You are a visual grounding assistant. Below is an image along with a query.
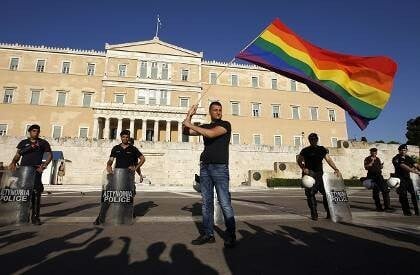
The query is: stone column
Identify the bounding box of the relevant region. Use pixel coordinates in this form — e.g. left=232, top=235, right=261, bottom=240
left=92, top=117, right=99, bottom=139
left=129, top=118, right=135, bottom=138
left=104, top=117, right=110, bottom=139
left=178, top=121, right=183, bottom=142
left=116, top=118, right=122, bottom=138
left=142, top=119, right=147, bottom=141
left=153, top=120, right=159, bottom=142
left=165, top=121, right=171, bottom=142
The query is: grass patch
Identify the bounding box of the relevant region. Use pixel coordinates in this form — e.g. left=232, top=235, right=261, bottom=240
left=267, top=178, right=362, bottom=188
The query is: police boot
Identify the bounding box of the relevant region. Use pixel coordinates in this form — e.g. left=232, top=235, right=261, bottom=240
left=307, top=196, right=318, bottom=220
left=374, top=199, right=384, bottom=212
left=323, top=197, right=331, bottom=219
left=411, top=195, right=419, bottom=216
left=94, top=203, right=109, bottom=225
left=383, top=192, right=394, bottom=211
left=400, top=196, right=412, bottom=216
left=31, top=191, right=42, bottom=225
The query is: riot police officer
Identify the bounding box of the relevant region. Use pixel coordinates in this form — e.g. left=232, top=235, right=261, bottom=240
left=297, top=133, right=341, bottom=220
left=8, top=124, right=52, bottom=225
left=364, top=148, right=393, bottom=211
left=392, top=144, right=420, bottom=216
left=94, top=130, right=145, bottom=225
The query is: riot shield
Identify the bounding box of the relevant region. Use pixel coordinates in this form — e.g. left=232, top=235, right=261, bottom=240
left=100, top=168, right=134, bottom=225
left=410, top=173, right=420, bottom=204
left=323, top=172, right=352, bottom=223
left=0, top=166, right=36, bottom=225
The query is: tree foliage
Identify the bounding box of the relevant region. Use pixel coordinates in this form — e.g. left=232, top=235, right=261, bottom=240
left=406, top=116, right=420, bottom=146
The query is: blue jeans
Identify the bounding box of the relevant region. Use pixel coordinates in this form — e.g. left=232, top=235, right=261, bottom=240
left=200, top=163, right=236, bottom=236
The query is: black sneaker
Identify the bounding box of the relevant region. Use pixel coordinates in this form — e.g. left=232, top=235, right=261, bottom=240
left=403, top=211, right=412, bottom=216
left=93, top=217, right=104, bottom=226
left=375, top=207, right=384, bottom=212
left=310, top=210, right=318, bottom=221
left=224, top=233, right=236, bottom=248
left=384, top=207, right=395, bottom=212
left=31, top=217, right=42, bottom=226
left=191, top=235, right=215, bottom=245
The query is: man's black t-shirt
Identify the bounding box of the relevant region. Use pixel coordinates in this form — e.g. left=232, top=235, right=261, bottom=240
left=110, top=144, right=142, bottom=168
left=392, top=154, right=415, bottom=178
left=199, top=120, right=231, bottom=164
left=364, top=156, right=382, bottom=177
left=299, top=145, right=328, bottom=173
left=17, top=138, right=51, bottom=166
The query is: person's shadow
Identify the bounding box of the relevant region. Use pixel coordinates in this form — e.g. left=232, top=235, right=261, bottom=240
left=181, top=202, right=203, bottom=235
left=134, top=201, right=158, bottom=217
left=0, top=227, right=102, bottom=274
left=170, top=243, right=218, bottom=275
left=128, top=242, right=171, bottom=274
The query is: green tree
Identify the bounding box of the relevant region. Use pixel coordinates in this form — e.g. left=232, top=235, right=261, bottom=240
left=406, top=116, right=420, bottom=146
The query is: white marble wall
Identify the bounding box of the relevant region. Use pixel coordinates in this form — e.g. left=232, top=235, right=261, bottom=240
left=0, top=136, right=418, bottom=186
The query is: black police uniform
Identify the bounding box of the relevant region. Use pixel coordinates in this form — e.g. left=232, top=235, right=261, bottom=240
left=16, top=138, right=51, bottom=223
left=94, top=143, right=143, bottom=224
left=364, top=156, right=391, bottom=211
left=392, top=154, right=419, bottom=215
left=299, top=145, right=331, bottom=219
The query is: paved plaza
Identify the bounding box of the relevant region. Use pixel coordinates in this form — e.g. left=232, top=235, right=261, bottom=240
left=0, top=187, right=419, bottom=274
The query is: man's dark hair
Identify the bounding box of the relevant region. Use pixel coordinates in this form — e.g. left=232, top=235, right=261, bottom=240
left=209, top=101, right=222, bottom=111
left=398, top=144, right=408, bottom=151
left=369, top=148, right=378, bottom=152
left=28, top=124, right=40, bottom=132
left=120, top=130, right=130, bottom=137
left=308, top=133, right=318, bottom=140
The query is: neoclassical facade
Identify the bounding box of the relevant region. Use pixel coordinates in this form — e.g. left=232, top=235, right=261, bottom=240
left=0, top=37, right=347, bottom=146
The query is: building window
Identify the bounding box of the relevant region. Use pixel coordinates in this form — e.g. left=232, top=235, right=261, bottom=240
left=118, top=64, right=127, bottom=77
left=180, top=97, right=189, bottom=108
left=231, top=75, right=238, bottom=86
left=181, top=69, right=189, bottom=81
left=79, top=127, right=88, bottom=138
left=149, top=90, right=156, bottom=105
left=161, top=63, right=168, bottom=80
left=62, top=62, right=70, bottom=74
left=251, top=76, right=259, bottom=88
left=160, top=90, right=168, bottom=105
left=272, top=105, right=280, bottom=118
left=210, top=72, right=217, bottom=84
left=10, top=58, right=19, bottom=71
left=140, top=61, right=147, bottom=78
left=290, top=80, right=297, bottom=91
left=115, top=94, right=124, bottom=104
left=82, top=92, right=93, bottom=107
left=30, top=90, right=41, bottom=105
left=252, top=103, right=261, bottom=117
left=328, top=109, right=336, bottom=122
left=331, top=137, right=338, bottom=147
left=309, top=107, right=318, bottom=121
left=291, top=106, right=300, bottom=120
left=3, top=89, right=14, bottom=104
left=294, top=136, right=303, bottom=147
left=253, top=134, right=261, bottom=145
left=271, top=78, right=278, bottom=90
left=151, top=62, right=158, bottom=79
left=52, top=125, right=62, bottom=139
left=87, top=63, right=95, bottom=76
left=57, top=92, right=67, bottom=107
left=274, top=135, right=282, bottom=146
left=0, top=124, right=7, bottom=136
left=232, top=133, right=240, bottom=145
left=137, top=90, right=146, bottom=105
left=36, top=60, right=45, bottom=72
left=231, top=102, right=240, bottom=116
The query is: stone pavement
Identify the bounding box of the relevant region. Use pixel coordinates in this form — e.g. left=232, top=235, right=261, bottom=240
left=0, top=188, right=419, bottom=274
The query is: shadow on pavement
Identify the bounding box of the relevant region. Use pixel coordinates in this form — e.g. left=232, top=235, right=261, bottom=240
left=222, top=221, right=419, bottom=275
left=134, top=201, right=158, bottom=217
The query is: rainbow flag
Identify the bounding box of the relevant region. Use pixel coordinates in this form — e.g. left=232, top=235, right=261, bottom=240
left=236, top=18, right=397, bottom=130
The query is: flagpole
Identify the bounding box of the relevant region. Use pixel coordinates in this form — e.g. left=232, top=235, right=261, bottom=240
left=195, top=23, right=269, bottom=105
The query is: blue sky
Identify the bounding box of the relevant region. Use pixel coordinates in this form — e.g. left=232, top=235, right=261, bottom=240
left=2, top=0, right=419, bottom=143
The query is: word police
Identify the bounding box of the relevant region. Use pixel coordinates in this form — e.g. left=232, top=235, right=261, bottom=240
left=330, top=190, right=349, bottom=203
left=102, top=190, right=133, bottom=203
left=0, top=188, right=30, bottom=202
